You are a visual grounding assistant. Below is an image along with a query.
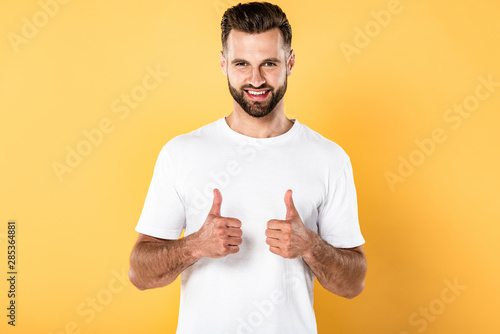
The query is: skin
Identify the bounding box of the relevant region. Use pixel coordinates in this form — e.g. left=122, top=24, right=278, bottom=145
left=129, top=28, right=367, bottom=298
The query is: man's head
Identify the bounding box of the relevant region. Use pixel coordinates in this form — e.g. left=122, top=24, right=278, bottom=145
left=220, top=2, right=294, bottom=118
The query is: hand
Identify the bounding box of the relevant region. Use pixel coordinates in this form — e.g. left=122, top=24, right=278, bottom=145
left=192, top=188, right=243, bottom=259
left=265, top=189, right=316, bottom=259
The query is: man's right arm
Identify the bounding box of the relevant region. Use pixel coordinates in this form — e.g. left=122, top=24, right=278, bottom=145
left=129, top=188, right=242, bottom=290
left=128, top=233, right=200, bottom=290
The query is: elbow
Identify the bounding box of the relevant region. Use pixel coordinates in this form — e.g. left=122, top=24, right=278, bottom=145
left=343, top=280, right=365, bottom=299
left=343, top=257, right=367, bottom=299
left=128, top=247, right=154, bottom=291
left=128, top=268, right=149, bottom=291
left=327, top=279, right=365, bottom=299
left=128, top=267, right=174, bottom=290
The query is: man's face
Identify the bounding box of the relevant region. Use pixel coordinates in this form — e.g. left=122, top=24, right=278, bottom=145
left=221, top=28, right=294, bottom=118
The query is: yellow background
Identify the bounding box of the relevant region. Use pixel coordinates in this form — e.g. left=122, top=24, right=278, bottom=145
left=1, top=0, right=499, bottom=333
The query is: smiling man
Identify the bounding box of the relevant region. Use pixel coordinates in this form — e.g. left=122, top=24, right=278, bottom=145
left=128, top=2, right=367, bottom=333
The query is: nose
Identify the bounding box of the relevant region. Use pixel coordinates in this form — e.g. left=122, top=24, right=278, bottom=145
left=248, top=67, right=265, bottom=88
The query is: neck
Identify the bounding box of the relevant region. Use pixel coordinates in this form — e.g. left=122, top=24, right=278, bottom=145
left=225, top=100, right=294, bottom=138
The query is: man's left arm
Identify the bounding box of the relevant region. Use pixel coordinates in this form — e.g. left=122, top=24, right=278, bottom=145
left=302, top=239, right=366, bottom=299
left=265, top=189, right=367, bottom=299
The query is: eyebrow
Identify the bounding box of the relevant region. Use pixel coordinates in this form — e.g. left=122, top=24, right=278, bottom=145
left=231, top=58, right=282, bottom=65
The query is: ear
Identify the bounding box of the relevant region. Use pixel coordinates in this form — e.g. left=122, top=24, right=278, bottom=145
left=220, top=51, right=228, bottom=76
left=287, top=49, right=295, bottom=76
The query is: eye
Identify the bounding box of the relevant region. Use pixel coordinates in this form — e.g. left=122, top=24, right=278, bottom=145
left=235, top=62, right=247, bottom=66
left=264, top=62, right=276, bottom=66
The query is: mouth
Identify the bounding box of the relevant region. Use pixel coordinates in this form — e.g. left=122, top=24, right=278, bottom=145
left=244, top=89, right=271, bottom=101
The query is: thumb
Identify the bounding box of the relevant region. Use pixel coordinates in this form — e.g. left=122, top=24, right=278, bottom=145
left=284, top=189, right=298, bottom=220
left=209, top=188, right=222, bottom=216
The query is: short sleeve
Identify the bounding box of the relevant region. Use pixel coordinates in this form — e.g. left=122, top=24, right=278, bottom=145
left=317, top=158, right=365, bottom=248
left=135, top=143, right=186, bottom=239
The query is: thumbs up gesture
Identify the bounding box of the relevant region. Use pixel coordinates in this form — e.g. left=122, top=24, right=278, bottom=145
left=192, top=188, right=243, bottom=259
left=265, top=189, right=316, bottom=259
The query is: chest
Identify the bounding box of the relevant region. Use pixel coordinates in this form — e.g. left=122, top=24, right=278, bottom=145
left=176, top=143, right=327, bottom=237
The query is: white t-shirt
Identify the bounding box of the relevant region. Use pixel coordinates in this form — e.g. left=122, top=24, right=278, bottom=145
left=136, top=116, right=365, bottom=334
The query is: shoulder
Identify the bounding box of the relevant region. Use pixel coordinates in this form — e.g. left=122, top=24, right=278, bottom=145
left=298, top=122, right=350, bottom=166
left=160, top=119, right=220, bottom=157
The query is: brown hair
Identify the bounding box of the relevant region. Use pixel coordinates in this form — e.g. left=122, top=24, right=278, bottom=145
left=221, top=2, right=292, bottom=57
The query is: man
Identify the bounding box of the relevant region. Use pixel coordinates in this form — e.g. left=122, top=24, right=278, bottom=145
left=129, top=2, right=367, bottom=333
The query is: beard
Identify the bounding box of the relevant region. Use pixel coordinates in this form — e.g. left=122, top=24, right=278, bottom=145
left=227, top=76, right=287, bottom=118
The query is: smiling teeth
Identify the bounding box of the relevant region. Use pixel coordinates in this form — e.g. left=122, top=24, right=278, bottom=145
left=247, top=90, right=268, bottom=95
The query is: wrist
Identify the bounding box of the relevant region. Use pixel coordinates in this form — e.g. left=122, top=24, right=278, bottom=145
left=183, top=232, right=203, bottom=261
left=302, top=230, right=322, bottom=260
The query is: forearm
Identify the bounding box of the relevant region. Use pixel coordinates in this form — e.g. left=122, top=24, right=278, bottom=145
left=302, top=234, right=366, bottom=299
left=129, top=234, right=200, bottom=290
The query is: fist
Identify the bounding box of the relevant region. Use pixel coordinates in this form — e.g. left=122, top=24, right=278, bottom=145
left=193, top=188, right=243, bottom=258
left=265, top=189, right=315, bottom=259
